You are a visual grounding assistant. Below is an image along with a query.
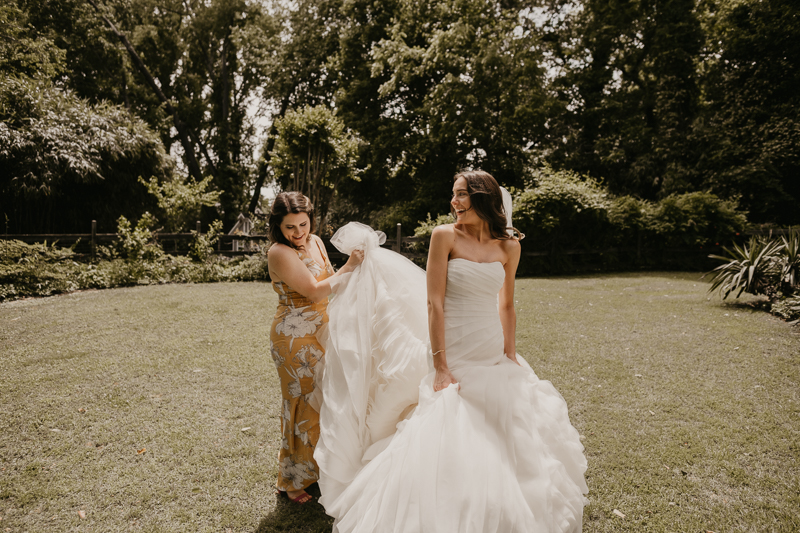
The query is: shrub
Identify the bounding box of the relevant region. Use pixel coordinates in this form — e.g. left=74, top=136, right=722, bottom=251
left=608, top=196, right=653, bottom=233
left=777, top=231, right=800, bottom=292
left=406, top=166, right=748, bottom=274
left=414, top=213, right=454, bottom=240
left=189, top=220, right=224, bottom=262
left=648, top=192, right=747, bottom=248
left=706, top=236, right=784, bottom=299
left=511, top=167, right=616, bottom=273
left=139, top=175, right=220, bottom=233
left=513, top=166, right=612, bottom=249
left=0, top=240, right=82, bottom=299
left=115, top=213, right=163, bottom=262
left=0, top=230, right=270, bottom=303
left=227, top=254, right=270, bottom=282
left=771, top=297, right=800, bottom=325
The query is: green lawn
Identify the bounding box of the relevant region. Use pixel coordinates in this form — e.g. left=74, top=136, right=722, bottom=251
left=0, top=275, right=798, bottom=532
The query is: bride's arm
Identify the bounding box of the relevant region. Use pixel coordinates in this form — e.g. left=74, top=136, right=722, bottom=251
left=499, top=239, right=522, bottom=363
left=427, top=225, right=458, bottom=391
left=268, top=242, right=363, bottom=303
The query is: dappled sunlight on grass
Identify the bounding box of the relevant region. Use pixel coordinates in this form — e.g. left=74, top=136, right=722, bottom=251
left=0, top=275, right=798, bottom=531
left=515, top=272, right=800, bottom=531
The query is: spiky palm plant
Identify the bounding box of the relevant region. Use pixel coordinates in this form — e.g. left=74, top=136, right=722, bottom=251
left=779, top=231, right=800, bottom=292
left=706, top=236, right=784, bottom=299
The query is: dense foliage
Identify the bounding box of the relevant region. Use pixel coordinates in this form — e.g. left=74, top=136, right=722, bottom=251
left=706, top=231, right=800, bottom=323
left=270, top=105, right=360, bottom=234
left=411, top=166, right=748, bottom=274
left=511, top=167, right=746, bottom=272
left=0, top=236, right=269, bottom=302
left=0, top=77, right=172, bottom=233
left=1, top=0, right=797, bottom=234
left=545, top=0, right=799, bottom=224
left=139, top=175, right=220, bottom=232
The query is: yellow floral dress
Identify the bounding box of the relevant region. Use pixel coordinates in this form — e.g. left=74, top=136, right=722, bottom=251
left=270, top=238, right=334, bottom=492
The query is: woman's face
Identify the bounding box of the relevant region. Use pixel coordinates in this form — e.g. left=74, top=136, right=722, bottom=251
left=280, top=212, right=311, bottom=247
left=451, top=177, right=475, bottom=224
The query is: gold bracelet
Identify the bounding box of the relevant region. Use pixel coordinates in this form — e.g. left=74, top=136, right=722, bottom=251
left=432, top=349, right=445, bottom=357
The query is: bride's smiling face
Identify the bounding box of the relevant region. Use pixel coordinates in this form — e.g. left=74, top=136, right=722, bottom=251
left=280, top=212, right=311, bottom=247
left=451, top=177, right=475, bottom=223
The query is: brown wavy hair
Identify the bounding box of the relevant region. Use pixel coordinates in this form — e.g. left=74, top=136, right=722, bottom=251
left=268, top=192, right=316, bottom=249
left=452, top=170, right=522, bottom=240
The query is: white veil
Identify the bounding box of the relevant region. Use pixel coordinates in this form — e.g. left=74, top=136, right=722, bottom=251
left=500, top=186, right=514, bottom=237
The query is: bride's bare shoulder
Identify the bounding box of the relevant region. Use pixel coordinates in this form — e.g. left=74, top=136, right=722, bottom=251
left=501, top=236, right=521, bottom=262
left=429, top=224, right=456, bottom=256
left=501, top=236, right=521, bottom=251
left=431, top=223, right=456, bottom=238
left=431, top=224, right=457, bottom=242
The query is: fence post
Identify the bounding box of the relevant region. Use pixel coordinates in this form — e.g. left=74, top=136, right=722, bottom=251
left=91, top=220, right=96, bottom=262
left=636, top=230, right=642, bottom=265
left=395, top=223, right=402, bottom=252
left=196, top=221, right=201, bottom=233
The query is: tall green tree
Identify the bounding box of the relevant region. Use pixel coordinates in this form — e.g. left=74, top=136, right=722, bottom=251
left=250, top=0, right=345, bottom=213
left=331, top=0, right=553, bottom=230
left=24, top=0, right=282, bottom=228
left=0, top=2, right=171, bottom=233
left=547, top=0, right=704, bottom=199
left=0, top=2, right=64, bottom=79
left=695, top=0, right=800, bottom=223
left=271, top=105, right=360, bottom=233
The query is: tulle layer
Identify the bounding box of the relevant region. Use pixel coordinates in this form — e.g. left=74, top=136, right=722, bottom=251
left=327, top=358, right=588, bottom=533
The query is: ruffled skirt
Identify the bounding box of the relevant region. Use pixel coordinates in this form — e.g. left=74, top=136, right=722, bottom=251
left=325, top=357, right=588, bottom=533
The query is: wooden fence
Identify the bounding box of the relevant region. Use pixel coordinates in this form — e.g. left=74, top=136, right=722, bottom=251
left=2, top=220, right=795, bottom=266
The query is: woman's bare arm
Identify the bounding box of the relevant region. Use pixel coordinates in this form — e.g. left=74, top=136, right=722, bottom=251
left=268, top=238, right=362, bottom=302
left=499, top=239, right=521, bottom=362
left=427, top=225, right=459, bottom=391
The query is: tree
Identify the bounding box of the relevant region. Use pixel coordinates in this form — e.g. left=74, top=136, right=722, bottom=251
left=249, top=0, right=346, bottom=214
left=0, top=2, right=172, bottom=233
left=695, top=0, right=800, bottom=223
left=547, top=0, right=703, bottom=199
left=0, top=2, right=64, bottom=80
left=331, top=0, right=553, bottom=230
left=24, top=0, right=283, bottom=228
left=271, top=105, right=360, bottom=233
left=0, top=77, right=172, bottom=233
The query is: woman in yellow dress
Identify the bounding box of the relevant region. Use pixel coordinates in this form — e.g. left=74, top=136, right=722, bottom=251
left=267, top=192, right=363, bottom=504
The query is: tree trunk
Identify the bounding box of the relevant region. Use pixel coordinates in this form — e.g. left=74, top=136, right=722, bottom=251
left=86, top=0, right=213, bottom=183
left=247, top=92, right=294, bottom=214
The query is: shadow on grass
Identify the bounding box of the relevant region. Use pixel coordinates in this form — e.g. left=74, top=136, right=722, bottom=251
left=255, top=483, right=334, bottom=533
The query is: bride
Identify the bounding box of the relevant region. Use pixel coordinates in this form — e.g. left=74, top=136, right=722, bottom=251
left=315, top=170, right=588, bottom=532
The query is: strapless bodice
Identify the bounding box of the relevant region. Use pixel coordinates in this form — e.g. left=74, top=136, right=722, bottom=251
left=444, top=259, right=506, bottom=370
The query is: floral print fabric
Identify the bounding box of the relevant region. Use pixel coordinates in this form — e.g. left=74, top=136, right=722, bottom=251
left=270, top=240, right=333, bottom=491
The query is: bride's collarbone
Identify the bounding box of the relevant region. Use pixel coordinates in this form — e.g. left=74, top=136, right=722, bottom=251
left=448, top=255, right=505, bottom=265
left=450, top=232, right=507, bottom=264
left=449, top=245, right=506, bottom=266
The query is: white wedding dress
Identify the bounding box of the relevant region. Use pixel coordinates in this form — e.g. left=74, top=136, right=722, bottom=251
left=316, top=223, right=588, bottom=533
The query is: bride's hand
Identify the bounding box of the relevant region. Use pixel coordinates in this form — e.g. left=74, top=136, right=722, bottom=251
left=433, top=368, right=459, bottom=392
left=506, top=353, right=521, bottom=366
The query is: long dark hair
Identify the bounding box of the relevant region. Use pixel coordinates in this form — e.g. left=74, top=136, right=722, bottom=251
left=268, top=192, right=316, bottom=249
left=452, top=170, right=521, bottom=240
